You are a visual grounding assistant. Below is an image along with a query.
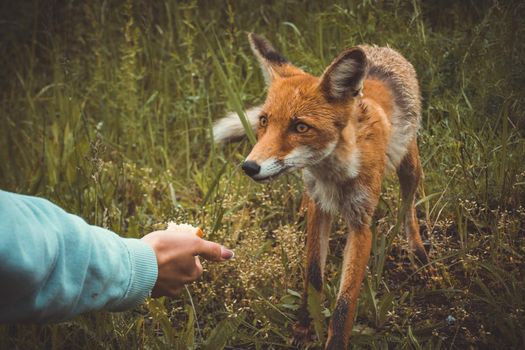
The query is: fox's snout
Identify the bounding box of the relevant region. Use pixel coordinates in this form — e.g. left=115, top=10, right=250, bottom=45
left=241, top=161, right=261, bottom=177
left=241, top=156, right=288, bottom=182
left=241, top=136, right=339, bottom=181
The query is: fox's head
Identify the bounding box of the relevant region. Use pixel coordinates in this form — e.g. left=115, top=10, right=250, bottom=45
left=241, top=33, right=368, bottom=182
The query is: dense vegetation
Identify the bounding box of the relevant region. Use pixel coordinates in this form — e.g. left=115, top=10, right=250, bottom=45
left=1, top=0, right=524, bottom=348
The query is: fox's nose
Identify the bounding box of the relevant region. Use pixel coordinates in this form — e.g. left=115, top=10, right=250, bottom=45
left=242, top=161, right=261, bottom=177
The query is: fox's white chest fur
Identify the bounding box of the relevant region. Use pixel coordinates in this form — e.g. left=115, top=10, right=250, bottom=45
left=302, top=142, right=373, bottom=228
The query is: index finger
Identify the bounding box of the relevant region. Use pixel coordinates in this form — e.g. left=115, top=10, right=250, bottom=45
left=193, top=239, right=234, bottom=262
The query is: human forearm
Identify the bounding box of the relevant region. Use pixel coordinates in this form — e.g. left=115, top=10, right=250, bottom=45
left=0, top=190, right=157, bottom=323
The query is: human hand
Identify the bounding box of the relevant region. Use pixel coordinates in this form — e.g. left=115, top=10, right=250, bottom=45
left=141, top=225, right=234, bottom=297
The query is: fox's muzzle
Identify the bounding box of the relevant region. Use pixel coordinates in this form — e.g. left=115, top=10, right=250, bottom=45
left=241, top=161, right=261, bottom=177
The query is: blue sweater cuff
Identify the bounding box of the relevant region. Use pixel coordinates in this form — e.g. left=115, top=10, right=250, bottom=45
left=109, top=238, right=158, bottom=311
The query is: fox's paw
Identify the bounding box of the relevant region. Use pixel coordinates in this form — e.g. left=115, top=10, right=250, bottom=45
left=292, top=322, right=315, bottom=347
left=414, top=245, right=430, bottom=266
left=408, top=246, right=438, bottom=283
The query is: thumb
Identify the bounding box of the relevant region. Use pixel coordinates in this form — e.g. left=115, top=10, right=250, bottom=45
left=194, top=239, right=234, bottom=262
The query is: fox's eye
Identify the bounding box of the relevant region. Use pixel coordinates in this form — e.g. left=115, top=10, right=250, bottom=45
left=259, top=116, right=268, bottom=127
left=295, top=122, right=309, bottom=133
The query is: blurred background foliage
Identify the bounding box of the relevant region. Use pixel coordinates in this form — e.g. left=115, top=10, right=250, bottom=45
left=0, top=0, right=524, bottom=349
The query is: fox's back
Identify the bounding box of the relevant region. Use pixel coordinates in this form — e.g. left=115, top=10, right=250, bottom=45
left=360, top=45, right=421, bottom=168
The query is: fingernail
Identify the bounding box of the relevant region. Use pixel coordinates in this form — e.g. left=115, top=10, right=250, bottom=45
left=220, top=247, right=235, bottom=260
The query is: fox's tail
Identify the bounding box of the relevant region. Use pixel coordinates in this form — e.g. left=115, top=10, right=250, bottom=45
left=212, top=105, right=262, bottom=143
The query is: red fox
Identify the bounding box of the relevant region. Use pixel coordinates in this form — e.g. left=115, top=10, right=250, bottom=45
left=214, top=33, right=429, bottom=349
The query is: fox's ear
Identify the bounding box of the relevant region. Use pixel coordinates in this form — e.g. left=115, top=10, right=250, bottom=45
left=248, top=33, right=303, bottom=84
left=319, top=47, right=368, bottom=102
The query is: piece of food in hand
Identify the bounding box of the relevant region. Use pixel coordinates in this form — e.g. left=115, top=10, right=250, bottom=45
left=195, top=227, right=204, bottom=238
left=167, top=222, right=204, bottom=238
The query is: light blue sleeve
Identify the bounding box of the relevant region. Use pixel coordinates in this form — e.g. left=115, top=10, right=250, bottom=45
left=0, top=190, right=158, bottom=323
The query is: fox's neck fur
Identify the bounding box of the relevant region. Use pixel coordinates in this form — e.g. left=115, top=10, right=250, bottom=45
left=304, top=79, right=393, bottom=228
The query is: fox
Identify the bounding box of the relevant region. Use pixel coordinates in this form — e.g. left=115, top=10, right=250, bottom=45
left=213, top=33, right=430, bottom=349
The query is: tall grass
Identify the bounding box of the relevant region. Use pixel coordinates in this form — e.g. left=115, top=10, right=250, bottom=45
left=0, top=0, right=524, bottom=348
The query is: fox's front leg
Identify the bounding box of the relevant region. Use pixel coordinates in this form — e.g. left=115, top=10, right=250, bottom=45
left=293, top=196, right=332, bottom=343
left=325, top=225, right=372, bottom=349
